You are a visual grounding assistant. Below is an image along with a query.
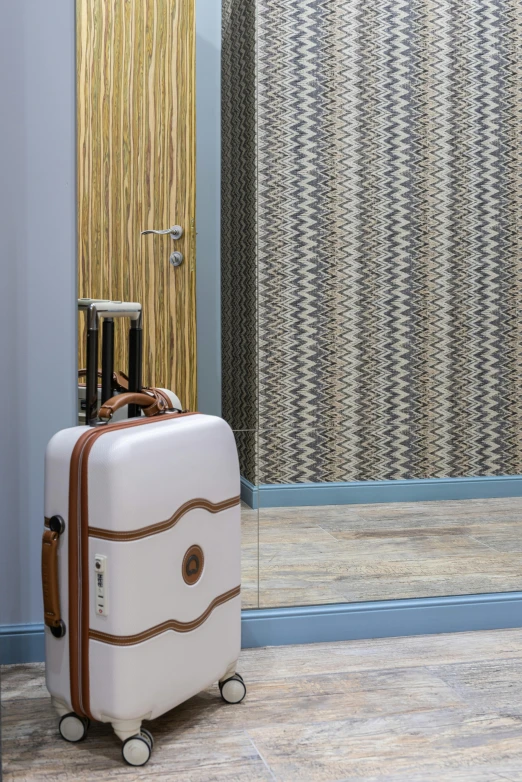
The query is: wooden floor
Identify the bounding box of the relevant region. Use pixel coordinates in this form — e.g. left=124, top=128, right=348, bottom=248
left=4, top=628, right=522, bottom=780
left=241, top=497, right=522, bottom=609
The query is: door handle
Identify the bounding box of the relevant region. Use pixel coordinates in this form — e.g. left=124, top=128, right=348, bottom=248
left=141, top=225, right=183, bottom=240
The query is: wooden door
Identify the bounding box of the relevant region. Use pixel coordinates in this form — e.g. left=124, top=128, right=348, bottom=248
left=77, top=0, right=196, bottom=410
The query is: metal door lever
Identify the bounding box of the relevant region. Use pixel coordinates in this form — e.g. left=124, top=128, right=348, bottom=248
left=141, top=225, right=183, bottom=240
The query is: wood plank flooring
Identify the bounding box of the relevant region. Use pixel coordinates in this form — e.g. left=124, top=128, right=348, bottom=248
left=4, top=629, right=522, bottom=780
left=241, top=497, right=522, bottom=609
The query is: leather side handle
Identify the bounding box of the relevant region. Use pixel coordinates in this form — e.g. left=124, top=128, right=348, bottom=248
left=98, top=389, right=167, bottom=421
left=42, top=529, right=62, bottom=631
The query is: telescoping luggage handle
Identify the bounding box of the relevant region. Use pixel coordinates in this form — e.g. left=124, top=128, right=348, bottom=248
left=78, top=299, right=143, bottom=425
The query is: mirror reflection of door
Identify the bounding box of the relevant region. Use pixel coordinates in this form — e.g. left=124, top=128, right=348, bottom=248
left=77, top=0, right=197, bottom=410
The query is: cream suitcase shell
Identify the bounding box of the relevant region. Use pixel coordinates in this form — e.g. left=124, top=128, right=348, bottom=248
left=43, top=411, right=245, bottom=766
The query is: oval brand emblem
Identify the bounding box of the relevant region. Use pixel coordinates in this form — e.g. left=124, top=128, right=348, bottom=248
left=182, top=545, right=204, bottom=585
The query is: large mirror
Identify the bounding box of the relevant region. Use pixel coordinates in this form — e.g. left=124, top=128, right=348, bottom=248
left=222, top=0, right=522, bottom=609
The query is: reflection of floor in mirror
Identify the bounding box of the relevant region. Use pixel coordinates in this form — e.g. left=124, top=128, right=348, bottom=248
left=241, top=497, right=522, bottom=610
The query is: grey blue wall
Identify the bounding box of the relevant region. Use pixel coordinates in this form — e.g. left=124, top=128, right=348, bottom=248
left=0, top=1, right=222, bottom=662
left=0, top=2, right=77, bottom=647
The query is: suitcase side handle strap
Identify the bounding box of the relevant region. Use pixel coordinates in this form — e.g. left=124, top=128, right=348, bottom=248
left=42, top=523, right=65, bottom=638
left=98, top=389, right=169, bottom=421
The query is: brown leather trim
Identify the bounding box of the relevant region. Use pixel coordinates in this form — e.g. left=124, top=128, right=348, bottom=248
left=67, top=411, right=198, bottom=721
left=89, top=496, right=240, bottom=541
left=42, top=530, right=61, bottom=628
left=68, top=426, right=99, bottom=719
left=89, top=586, right=241, bottom=646
left=44, top=517, right=51, bottom=529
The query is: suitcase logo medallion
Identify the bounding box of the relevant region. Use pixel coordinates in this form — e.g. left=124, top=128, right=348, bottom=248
left=182, top=545, right=204, bottom=585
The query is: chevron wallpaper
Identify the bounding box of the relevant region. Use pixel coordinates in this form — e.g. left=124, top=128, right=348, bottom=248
left=222, top=0, right=522, bottom=486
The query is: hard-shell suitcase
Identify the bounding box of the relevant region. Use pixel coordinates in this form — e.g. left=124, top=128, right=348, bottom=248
left=42, top=394, right=245, bottom=767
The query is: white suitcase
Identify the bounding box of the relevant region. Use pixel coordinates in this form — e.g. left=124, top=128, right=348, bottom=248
left=42, top=392, right=245, bottom=767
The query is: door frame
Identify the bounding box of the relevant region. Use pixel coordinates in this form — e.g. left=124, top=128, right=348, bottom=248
left=195, top=0, right=222, bottom=416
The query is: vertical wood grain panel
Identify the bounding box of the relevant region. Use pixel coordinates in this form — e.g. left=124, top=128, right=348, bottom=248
left=77, top=0, right=196, bottom=410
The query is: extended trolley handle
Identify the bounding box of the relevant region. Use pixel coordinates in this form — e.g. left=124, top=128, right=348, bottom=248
left=78, top=299, right=143, bottom=425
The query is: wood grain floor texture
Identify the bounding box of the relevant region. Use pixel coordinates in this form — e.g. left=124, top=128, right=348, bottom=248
left=241, top=497, right=522, bottom=609
left=4, top=628, right=522, bottom=780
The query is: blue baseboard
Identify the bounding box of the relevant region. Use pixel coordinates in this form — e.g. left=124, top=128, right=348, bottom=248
left=241, top=474, right=522, bottom=509
left=3, top=592, right=522, bottom=664
left=0, top=623, right=45, bottom=665
left=240, top=476, right=258, bottom=508
left=241, top=591, right=522, bottom=648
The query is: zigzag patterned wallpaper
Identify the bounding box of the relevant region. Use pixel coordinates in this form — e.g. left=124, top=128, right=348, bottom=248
left=222, top=0, right=522, bottom=486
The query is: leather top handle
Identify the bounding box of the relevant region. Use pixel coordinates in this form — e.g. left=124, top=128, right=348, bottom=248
left=98, top=389, right=168, bottom=421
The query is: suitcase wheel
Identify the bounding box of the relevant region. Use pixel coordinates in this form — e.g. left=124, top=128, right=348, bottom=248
left=219, top=673, right=247, bottom=704
left=140, top=727, right=154, bottom=749
left=58, top=713, right=90, bottom=743
left=122, top=731, right=153, bottom=767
